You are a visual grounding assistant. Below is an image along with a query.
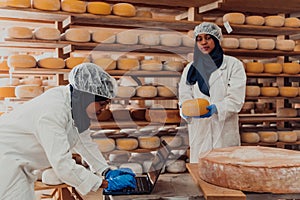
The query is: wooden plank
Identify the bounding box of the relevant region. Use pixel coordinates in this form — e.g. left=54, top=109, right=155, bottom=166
left=239, top=117, right=300, bottom=123
left=186, top=163, right=246, bottom=200
left=246, top=73, right=300, bottom=78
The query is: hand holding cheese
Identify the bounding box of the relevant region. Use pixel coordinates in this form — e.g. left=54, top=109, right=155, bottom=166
left=181, top=98, right=209, bottom=117
left=199, top=104, right=217, bottom=118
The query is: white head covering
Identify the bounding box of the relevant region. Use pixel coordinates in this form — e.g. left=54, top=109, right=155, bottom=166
left=193, top=22, right=222, bottom=41
left=68, top=63, right=117, bottom=98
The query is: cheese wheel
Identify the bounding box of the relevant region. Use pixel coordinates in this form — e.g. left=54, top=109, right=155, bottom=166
left=223, top=13, right=245, bottom=24
left=112, top=3, right=136, bottom=17
left=166, top=159, right=186, bottom=173
left=284, top=17, right=300, bottom=27
left=6, top=0, right=30, bottom=8
left=221, top=38, right=239, bottom=49
left=282, top=63, right=300, bottom=74
left=279, top=87, right=299, bottom=97
left=116, top=138, right=138, bottom=150
left=38, top=57, right=65, bottom=69
left=33, top=0, right=60, bottom=11
left=116, top=31, right=138, bottom=45
left=0, top=78, right=19, bottom=86
left=145, top=108, right=181, bottom=123
left=136, top=85, right=157, bottom=97
left=160, top=34, right=182, bottom=47
left=93, top=138, right=115, bottom=152
left=61, top=0, right=86, bottom=13
left=117, top=58, right=139, bottom=70
left=239, top=38, right=257, bottom=49
left=42, top=168, right=63, bottom=185
left=293, top=130, right=300, bottom=141
left=277, top=131, right=297, bottom=143
left=92, top=31, right=115, bottom=43
left=157, top=86, right=177, bottom=97
left=245, top=62, right=264, bottom=73
left=181, top=98, right=209, bottom=117
left=140, top=60, right=162, bottom=71
left=260, top=87, right=279, bottom=97
left=93, top=58, right=116, bottom=70
left=241, top=132, right=260, bottom=143
left=258, top=131, right=278, bottom=143
left=139, top=33, right=160, bottom=46
left=245, top=16, right=265, bottom=26
left=136, top=10, right=152, bottom=18
left=0, top=86, right=15, bottom=99
left=0, top=60, right=9, bottom=71
left=265, top=16, right=285, bottom=27
left=182, top=36, right=194, bottom=47
left=257, top=39, right=275, bottom=50
left=163, top=61, right=184, bottom=72
left=264, top=63, right=282, bottom=74
left=138, top=136, right=160, bottom=149
left=119, top=163, right=143, bottom=174
left=160, top=135, right=182, bottom=148
left=21, top=78, right=42, bottom=86
left=34, top=27, right=61, bottom=41
left=276, top=40, right=295, bottom=51
left=116, top=86, right=136, bottom=98
left=64, top=28, right=90, bottom=42
left=15, top=85, right=43, bottom=98
left=245, top=86, right=260, bottom=97
left=7, top=55, right=36, bottom=68
left=65, top=57, right=90, bottom=69
left=277, top=108, right=297, bottom=117
left=87, top=2, right=111, bottom=15
left=6, top=26, right=32, bottom=39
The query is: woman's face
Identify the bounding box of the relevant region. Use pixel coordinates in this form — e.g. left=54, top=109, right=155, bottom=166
left=86, top=100, right=110, bottom=120
left=196, top=34, right=215, bottom=54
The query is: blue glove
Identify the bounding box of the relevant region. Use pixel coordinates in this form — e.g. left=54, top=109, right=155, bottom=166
left=106, top=174, right=137, bottom=191
left=105, top=168, right=135, bottom=180
left=198, top=104, right=217, bottom=118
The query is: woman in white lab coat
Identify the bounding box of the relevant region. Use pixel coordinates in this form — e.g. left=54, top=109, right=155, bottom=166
left=0, top=63, right=136, bottom=199
left=178, top=22, right=246, bottom=163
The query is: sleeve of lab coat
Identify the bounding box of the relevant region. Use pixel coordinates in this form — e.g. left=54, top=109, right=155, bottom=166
left=35, top=112, right=102, bottom=195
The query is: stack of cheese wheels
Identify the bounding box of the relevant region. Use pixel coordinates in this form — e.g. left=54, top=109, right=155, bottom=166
left=276, top=39, right=295, bottom=51
left=0, top=86, right=16, bottom=99
left=246, top=86, right=260, bottom=97
left=140, top=60, right=162, bottom=71
left=264, top=63, right=282, bottom=74
left=223, top=13, right=245, bottom=24
left=136, top=10, right=152, bottom=18
left=6, top=26, right=32, bottom=39
left=246, top=62, right=264, bottom=73
left=61, top=0, right=86, bottom=13
left=64, top=28, right=90, bottom=42
left=221, top=38, right=239, bottom=49
left=160, top=135, right=182, bottom=148
left=96, top=109, right=112, bottom=121
left=258, top=131, right=278, bottom=143
left=145, top=108, right=181, bottom=123
left=279, top=87, right=299, bottom=97
left=116, top=86, right=136, bottom=98
left=241, top=132, right=260, bottom=143
left=283, top=62, right=300, bottom=74
left=257, top=39, right=275, bottom=50
left=93, top=57, right=116, bottom=70
left=92, top=31, right=116, bottom=43
left=116, top=137, right=138, bottom=150
left=112, top=3, right=136, bottom=17
left=119, top=163, right=143, bottom=174
left=116, top=31, right=138, bottom=45
left=6, top=0, right=31, bottom=8
left=163, top=61, right=184, bottom=72
left=284, top=17, right=300, bottom=27
left=277, top=131, right=297, bottom=142
left=260, top=87, right=279, bottom=97
left=33, top=27, right=61, bottom=41
left=15, top=85, right=43, bottom=98
left=65, top=57, right=90, bottom=69
left=0, top=60, right=9, bottom=71
left=160, top=34, right=182, bottom=47
left=38, top=57, right=65, bottom=69
left=136, top=85, right=157, bottom=97
left=157, top=86, right=177, bottom=97
left=239, top=38, right=257, bottom=49
left=0, top=78, right=19, bottom=86
left=245, top=16, right=265, bottom=26
left=33, top=0, right=60, bottom=11
left=166, top=159, right=186, bottom=173
left=138, top=136, right=160, bottom=149
left=181, top=98, right=209, bottom=117
left=139, top=33, right=160, bottom=46
left=7, top=54, right=36, bottom=68
left=117, top=58, right=139, bottom=70
left=198, top=146, right=300, bottom=193
left=264, top=15, right=285, bottom=27
left=93, top=138, right=115, bottom=152
left=87, top=2, right=111, bottom=15
left=21, top=77, right=42, bottom=86
left=277, top=108, right=297, bottom=117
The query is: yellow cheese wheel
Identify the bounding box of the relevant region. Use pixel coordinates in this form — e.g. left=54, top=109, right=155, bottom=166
left=163, top=61, right=184, bottom=72
left=116, top=138, right=138, bottom=150
left=246, top=86, right=260, bottom=97
left=257, top=39, right=275, bottom=50
left=116, top=86, right=136, bottom=98
left=136, top=10, right=152, bottom=18
left=6, top=0, right=31, bottom=8
left=139, top=33, right=160, bottom=46
left=260, top=87, right=279, bottom=97
left=92, top=31, right=116, bottom=43
left=245, top=16, right=265, bottom=26
left=8, top=55, right=36, bottom=68
left=0, top=78, right=19, bottom=86
left=0, top=60, right=9, bottom=71
left=138, top=136, right=160, bottom=149
left=279, top=87, right=299, bottom=97
left=136, top=85, right=157, bottom=98
left=277, top=131, right=297, bottom=142
left=64, top=28, right=90, bottom=42
left=93, top=58, right=116, bottom=70
left=65, top=57, right=90, bottom=69
left=38, top=57, right=65, bottom=69
left=284, top=17, right=300, bottom=28
left=93, top=138, right=115, bottom=153
left=61, top=0, right=86, bottom=13
left=112, top=3, right=136, bottom=17
left=15, top=85, right=43, bottom=98
left=221, top=38, right=239, bottom=49
left=160, top=34, right=182, bottom=47
left=87, top=2, right=111, bottom=15
left=160, top=135, right=182, bottom=148
left=277, top=108, right=297, bottom=117
left=245, top=62, right=264, bottom=73
left=157, top=86, right=177, bottom=97
left=258, top=131, right=278, bottom=143
left=223, top=13, right=245, bottom=24
left=0, top=86, right=15, bottom=99
left=6, top=26, right=33, bottom=39
left=265, top=16, right=285, bottom=27
left=239, top=38, right=257, bottom=49
left=116, top=31, right=138, bottom=45
left=282, top=63, right=300, bottom=74
left=34, top=27, right=61, bottom=41
left=181, top=98, right=209, bottom=117
left=264, top=63, right=282, bottom=74
left=241, top=132, right=260, bottom=143
left=140, top=60, right=162, bottom=71
left=21, top=78, right=42, bottom=86
left=33, top=0, right=60, bottom=11
left=276, top=40, right=295, bottom=51
left=182, top=35, right=194, bottom=47
left=145, top=108, right=181, bottom=123
left=117, top=58, right=139, bottom=70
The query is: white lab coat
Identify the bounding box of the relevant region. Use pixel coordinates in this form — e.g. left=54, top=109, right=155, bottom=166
left=179, top=55, right=246, bottom=163
left=0, top=86, right=109, bottom=199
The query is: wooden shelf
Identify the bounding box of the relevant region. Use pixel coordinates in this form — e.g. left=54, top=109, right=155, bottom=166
left=242, top=141, right=300, bottom=149
left=245, top=96, right=300, bottom=101
left=239, top=117, right=300, bottom=123
left=247, top=73, right=300, bottom=78
left=106, top=70, right=181, bottom=77
left=113, top=97, right=178, bottom=100
left=90, top=120, right=182, bottom=129
left=224, top=49, right=300, bottom=58
left=8, top=68, right=70, bottom=75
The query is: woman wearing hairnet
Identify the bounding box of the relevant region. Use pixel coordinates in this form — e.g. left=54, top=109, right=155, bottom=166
left=179, top=22, right=246, bottom=163
left=0, top=63, right=136, bottom=199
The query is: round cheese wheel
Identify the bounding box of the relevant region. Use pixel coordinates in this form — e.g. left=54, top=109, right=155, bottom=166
left=223, top=13, right=245, bottom=24
left=38, top=57, right=65, bottom=69
left=116, top=86, right=136, bottom=98
left=166, top=159, right=186, bottom=173
left=0, top=86, right=15, bottom=99
left=277, top=108, right=297, bottom=117
left=138, top=136, right=160, bottom=149
left=276, top=40, right=295, bottom=51
left=42, top=168, right=63, bottom=185
left=241, top=132, right=260, bottom=143
left=282, top=62, right=300, bottom=74
left=116, top=138, right=138, bottom=150
left=33, top=0, right=60, bottom=11
left=181, top=98, right=209, bottom=117
left=65, top=57, right=90, bottom=69
left=0, top=60, right=9, bottom=71
left=264, top=63, right=282, bottom=74
left=119, top=163, right=143, bottom=174
left=160, top=135, right=182, bottom=148
left=0, top=78, right=19, bottom=86
left=160, top=34, right=182, bottom=47
left=245, top=16, right=265, bottom=26
left=136, top=85, right=157, bottom=97
left=145, top=108, right=181, bottom=123
left=265, top=16, right=285, bottom=27
left=117, top=58, right=139, bottom=70
left=93, top=138, right=115, bottom=152
left=112, top=3, right=136, bottom=17
left=182, top=36, right=194, bottom=47
left=278, top=131, right=297, bottom=142
left=260, top=87, right=279, bottom=97
left=140, top=60, right=162, bottom=71
left=245, top=86, right=260, bottom=97
left=279, top=87, right=299, bottom=97
left=7, top=55, right=36, bottom=68
left=258, top=131, right=278, bottom=143
left=6, top=0, right=30, bottom=8
left=163, top=61, right=184, bottom=72
left=139, top=33, right=160, bottom=46
left=257, top=39, right=275, bottom=50
left=239, top=38, right=257, bottom=49
left=6, top=26, right=32, bottom=39
left=15, top=85, right=43, bottom=98
left=293, top=130, right=300, bottom=141
left=87, top=2, right=111, bottom=15
left=92, top=31, right=116, bottom=43
left=157, top=86, right=177, bottom=97
left=136, top=10, right=152, bottom=18
left=64, top=28, right=90, bottom=42
left=221, top=38, right=239, bottom=49
left=245, top=62, right=264, bottom=73
left=21, top=78, right=42, bottom=86
left=284, top=17, right=300, bottom=28
left=33, top=27, right=60, bottom=41
left=116, top=31, right=138, bottom=45
left=93, top=57, right=116, bottom=70
left=61, top=0, right=86, bottom=13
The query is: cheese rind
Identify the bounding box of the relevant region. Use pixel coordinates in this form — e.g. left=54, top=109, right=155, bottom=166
left=112, top=3, right=136, bottom=17
left=241, top=132, right=260, bottom=143
left=8, top=55, right=36, bottom=68
left=116, top=138, right=138, bottom=150
left=87, top=2, right=111, bottom=15
left=136, top=85, right=157, bottom=97
left=6, top=26, right=33, bottom=39
left=223, top=13, right=245, bottom=24
left=61, top=0, right=86, bottom=13
left=15, top=85, right=43, bottom=98
left=263, top=63, right=282, bottom=74
left=64, top=28, right=91, bottom=42
left=239, top=38, right=257, bottom=49
left=34, top=27, right=61, bottom=40
left=265, top=16, right=285, bottom=27
left=245, top=16, right=265, bottom=26
left=33, top=0, right=60, bottom=11
left=38, top=57, right=65, bottom=69
left=221, top=38, right=239, bottom=49
left=182, top=98, right=209, bottom=117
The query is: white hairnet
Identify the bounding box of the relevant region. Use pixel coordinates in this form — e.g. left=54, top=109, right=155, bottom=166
left=194, top=22, right=222, bottom=41
left=68, top=63, right=117, bottom=98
